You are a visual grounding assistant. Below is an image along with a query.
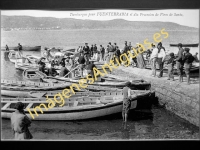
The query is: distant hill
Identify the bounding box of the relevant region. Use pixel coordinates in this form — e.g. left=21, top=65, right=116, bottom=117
left=1, top=15, right=198, bottom=31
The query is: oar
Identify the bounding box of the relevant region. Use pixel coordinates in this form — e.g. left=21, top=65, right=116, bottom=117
left=64, top=64, right=80, bottom=78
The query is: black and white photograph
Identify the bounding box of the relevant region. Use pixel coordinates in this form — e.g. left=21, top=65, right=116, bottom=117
left=1, top=9, right=199, bottom=140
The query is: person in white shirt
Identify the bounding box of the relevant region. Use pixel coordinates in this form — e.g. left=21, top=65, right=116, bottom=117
left=157, top=42, right=166, bottom=78
left=150, top=43, right=158, bottom=77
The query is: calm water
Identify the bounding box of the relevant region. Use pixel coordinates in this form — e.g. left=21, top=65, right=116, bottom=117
left=1, top=29, right=199, bottom=140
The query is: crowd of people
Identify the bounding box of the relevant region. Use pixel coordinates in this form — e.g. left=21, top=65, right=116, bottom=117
left=149, top=42, right=198, bottom=85
left=37, top=41, right=199, bottom=85
left=5, top=41, right=199, bottom=84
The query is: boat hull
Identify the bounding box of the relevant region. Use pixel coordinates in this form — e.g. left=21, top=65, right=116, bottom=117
left=3, top=46, right=41, bottom=51
left=1, top=101, right=137, bottom=120
left=170, top=44, right=199, bottom=47
left=1, top=90, right=154, bottom=120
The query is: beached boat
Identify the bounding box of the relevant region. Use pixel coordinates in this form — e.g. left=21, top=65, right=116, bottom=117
left=8, top=50, right=41, bottom=64
left=48, top=75, right=151, bottom=90
left=2, top=46, right=41, bottom=51
left=22, top=69, right=48, bottom=81
left=1, top=90, right=154, bottom=120
left=170, top=43, right=199, bottom=47
left=62, top=49, right=76, bottom=52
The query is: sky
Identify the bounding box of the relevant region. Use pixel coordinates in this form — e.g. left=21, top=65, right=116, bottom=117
left=1, top=9, right=199, bottom=28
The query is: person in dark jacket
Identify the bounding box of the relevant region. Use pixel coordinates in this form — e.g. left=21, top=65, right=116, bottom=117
left=108, top=42, right=115, bottom=61
left=83, top=43, right=90, bottom=61
left=59, top=63, right=69, bottom=77
left=114, top=46, right=121, bottom=64
left=48, top=61, right=58, bottom=77
left=85, top=61, right=96, bottom=79
left=182, top=48, right=194, bottom=85
left=99, top=45, right=105, bottom=62
left=18, top=43, right=23, bottom=57
left=38, top=57, right=46, bottom=74
left=93, top=44, right=98, bottom=60
left=78, top=52, right=86, bottom=77
left=174, top=43, right=184, bottom=82
left=90, top=44, right=94, bottom=58
left=166, top=52, right=175, bottom=81
left=5, top=45, right=9, bottom=51
left=11, top=102, right=33, bottom=140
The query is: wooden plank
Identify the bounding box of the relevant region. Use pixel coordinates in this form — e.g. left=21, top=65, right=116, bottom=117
left=26, top=103, right=34, bottom=109
left=2, top=103, right=11, bottom=110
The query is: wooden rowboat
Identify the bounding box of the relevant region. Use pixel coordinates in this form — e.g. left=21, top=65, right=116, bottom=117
left=28, top=89, right=152, bottom=98
left=50, top=75, right=151, bottom=90
left=2, top=46, right=41, bottom=51
left=22, top=69, right=48, bottom=81
left=1, top=90, right=153, bottom=120
left=170, top=43, right=199, bottom=47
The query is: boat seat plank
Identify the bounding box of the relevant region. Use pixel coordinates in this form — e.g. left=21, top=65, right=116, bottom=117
left=26, top=103, right=34, bottom=109
left=100, top=100, right=114, bottom=104
left=2, top=103, right=11, bottom=110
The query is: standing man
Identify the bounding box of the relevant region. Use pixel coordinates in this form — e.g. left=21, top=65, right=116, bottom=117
left=85, top=61, right=96, bottom=79
left=114, top=43, right=118, bottom=52
left=83, top=43, right=90, bottom=62
left=182, top=48, right=194, bottom=85
left=99, top=45, right=105, bottom=62
left=108, top=42, right=115, bottom=61
left=93, top=44, right=98, bottom=60
left=157, top=42, right=166, bottom=78
left=90, top=44, right=94, bottom=58
left=78, top=51, right=86, bottom=77
left=128, top=42, right=132, bottom=51
left=105, top=45, right=110, bottom=63
left=150, top=43, right=158, bottom=77
left=122, top=81, right=132, bottom=129
left=17, top=43, right=23, bottom=57
left=5, top=44, right=9, bottom=51
left=123, top=41, right=129, bottom=60
left=11, top=102, right=33, bottom=140
left=174, top=43, right=184, bottom=82
left=115, top=46, right=121, bottom=64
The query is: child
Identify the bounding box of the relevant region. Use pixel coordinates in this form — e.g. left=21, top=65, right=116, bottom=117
left=122, top=81, right=132, bottom=129
left=167, top=52, right=175, bottom=81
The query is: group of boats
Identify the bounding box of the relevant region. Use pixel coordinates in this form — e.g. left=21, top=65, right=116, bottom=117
left=1, top=75, right=154, bottom=120
left=1, top=43, right=199, bottom=120
left=1, top=46, right=155, bottom=120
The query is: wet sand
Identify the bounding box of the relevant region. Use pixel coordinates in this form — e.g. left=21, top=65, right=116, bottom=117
left=2, top=107, right=199, bottom=140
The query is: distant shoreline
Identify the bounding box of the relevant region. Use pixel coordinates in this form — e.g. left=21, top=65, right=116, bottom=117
left=1, top=28, right=199, bottom=32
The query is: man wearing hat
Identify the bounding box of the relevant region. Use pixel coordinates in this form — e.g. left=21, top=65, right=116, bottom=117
left=174, top=43, right=184, bottom=82
left=17, top=43, right=23, bottom=57
left=90, top=44, right=94, bottom=58
left=182, top=48, right=194, bottom=85
left=83, top=43, right=90, bottom=61
left=150, top=43, right=158, bottom=77
left=122, top=81, right=132, bottom=129
left=77, top=51, right=86, bottom=77
left=157, top=42, right=166, bottom=78
left=108, top=42, right=115, bottom=61
left=166, top=52, right=175, bottom=80
left=11, top=102, right=33, bottom=140
left=93, top=44, right=98, bottom=60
